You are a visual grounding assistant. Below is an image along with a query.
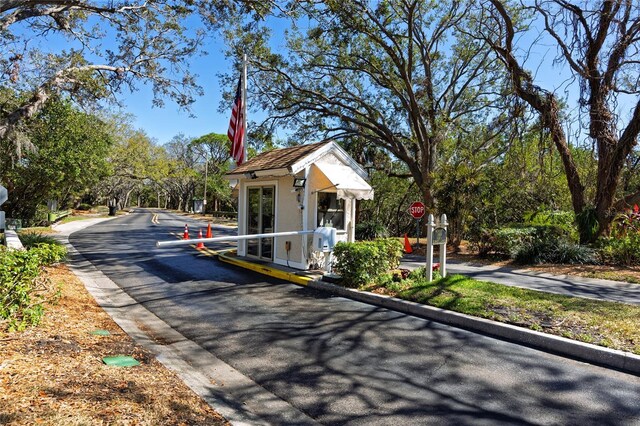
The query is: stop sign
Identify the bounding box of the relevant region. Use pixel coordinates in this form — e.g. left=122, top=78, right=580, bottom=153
left=409, top=201, right=425, bottom=219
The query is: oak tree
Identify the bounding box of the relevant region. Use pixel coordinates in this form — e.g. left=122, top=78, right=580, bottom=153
left=228, top=0, right=514, bottom=211
left=481, top=0, right=640, bottom=241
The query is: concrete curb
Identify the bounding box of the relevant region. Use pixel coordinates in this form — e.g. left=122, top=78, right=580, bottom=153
left=4, top=230, right=24, bottom=250
left=306, top=280, right=640, bottom=376
left=218, top=251, right=313, bottom=286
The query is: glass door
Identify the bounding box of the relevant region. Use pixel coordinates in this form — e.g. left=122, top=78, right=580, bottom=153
left=260, top=187, right=274, bottom=259
left=247, top=188, right=260, bottom=257
left=246, top=186, right=275, bottom=260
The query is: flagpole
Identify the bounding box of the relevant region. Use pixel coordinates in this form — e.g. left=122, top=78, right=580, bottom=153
left=242, top=53, right=248, bottom=163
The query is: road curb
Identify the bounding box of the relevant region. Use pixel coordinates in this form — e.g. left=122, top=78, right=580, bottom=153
left=306, top=280, right=640, bottom=376
left=218, top=251, right=313, bottom=286
left=4, top=230, right=24, bottom=250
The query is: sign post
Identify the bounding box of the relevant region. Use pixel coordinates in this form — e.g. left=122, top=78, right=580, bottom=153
left=409, top=201, right=425, bottom=245
left=426, top=214, right=435, bottom=282
left=0, top=185, right=7, bottom=231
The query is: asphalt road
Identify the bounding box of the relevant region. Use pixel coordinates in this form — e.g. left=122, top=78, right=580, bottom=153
left=69, top=209, right=640, bottom=425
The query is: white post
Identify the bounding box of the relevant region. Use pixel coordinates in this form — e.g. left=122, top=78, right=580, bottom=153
left=203, top=153, right=208, bottom=214
left=439, top=214, right=448, bottom=278
left=426, top=214, right=434, bottom=282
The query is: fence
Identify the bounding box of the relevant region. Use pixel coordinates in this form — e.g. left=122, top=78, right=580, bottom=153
left=47, top=210, right=71, bottom=223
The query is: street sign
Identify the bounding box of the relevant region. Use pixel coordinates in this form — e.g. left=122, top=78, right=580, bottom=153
left=0, top=185, right=6, bottom=231
left=409, top=201, right=425, bottom=219
left=0, top=185, right=7, bottom=206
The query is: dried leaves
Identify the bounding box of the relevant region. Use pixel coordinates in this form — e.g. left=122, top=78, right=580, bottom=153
left=0, top=264, right=228, bottom=425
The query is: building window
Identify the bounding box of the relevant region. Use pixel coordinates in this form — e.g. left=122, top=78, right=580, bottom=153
left=317, top=192, right=344, bottom=230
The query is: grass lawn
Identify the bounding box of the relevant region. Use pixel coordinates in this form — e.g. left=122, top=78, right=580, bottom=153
left=362, top=272, right=640, bottom=355
left=15, top=213, right=111, bottom=235
left=581, top=271, right=640, bottom=284
left=59, top=214, right=105, bottom=224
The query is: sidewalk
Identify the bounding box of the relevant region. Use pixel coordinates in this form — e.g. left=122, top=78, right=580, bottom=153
left=401, top=254, right=640, bottom=306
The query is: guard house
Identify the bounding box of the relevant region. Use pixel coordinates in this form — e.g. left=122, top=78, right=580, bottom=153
left=225, top=141, right=374, bottom=270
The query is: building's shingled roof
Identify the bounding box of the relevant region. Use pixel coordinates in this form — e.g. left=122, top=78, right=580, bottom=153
left=228, top=141, right=330, bottom=174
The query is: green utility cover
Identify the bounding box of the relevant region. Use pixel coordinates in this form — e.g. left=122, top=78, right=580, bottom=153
left=91, top=329, right=111, bottom=336
left=102, top=355, right=140, bottom=367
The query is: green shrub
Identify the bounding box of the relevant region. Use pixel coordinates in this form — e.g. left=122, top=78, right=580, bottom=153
left=76, top=203, right=92, bottom=211
left=408, top=266, right=427, bottom=280
left=598, top=233, right=640, bottom=266
left=576, top=208, right=599, bottom=243
left=333, top=238, right=403, bottom=287
left=524, top=210, right=578, bottom=242
left=492, top=227, right=538, bottom=257
left=18, top=232, right=63, bottom=250
left=470, top=225, right=569, bottom=258
left=551, top=241, right=597, bottom=264
left=515, top=239, right=596, bottom=265
left=470, top=225, right=591, bottom=264
left=405, top=265, right=442, bottom=281
left=333, top=242, right=381, bottom=287
left=468, top=227, right=533, bottom=257
left=25, top=204, right=51, bottom=228
left=355, top=221, right=389, bottom=240
left=597, top=210, right=640, bottom=266
left=30, top=244, right=67, bottom=265
left=375, top=238, right=404, bottom=269
left=0, top=243, right=66, bottom=331
left=468, top=229, right=496, bottom=256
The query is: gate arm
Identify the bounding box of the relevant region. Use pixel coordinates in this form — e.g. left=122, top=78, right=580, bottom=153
left=156, top=229, right=316, bottom=248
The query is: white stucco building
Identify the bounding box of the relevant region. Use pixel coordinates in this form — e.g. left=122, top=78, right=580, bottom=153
left=225, top=141, right=374, bottom=270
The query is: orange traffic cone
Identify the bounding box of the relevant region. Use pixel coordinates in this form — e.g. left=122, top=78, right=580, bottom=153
left=196, top=229, right=205, bottom=249
left=206, top=223, right=212, bottom=238
left=183, top=224, right=189, bottom=240
left=404, top=234, right=413, bottom=254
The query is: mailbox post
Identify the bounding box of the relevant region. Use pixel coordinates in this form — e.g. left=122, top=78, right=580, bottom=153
left=426, top=213, right=448, bottom=282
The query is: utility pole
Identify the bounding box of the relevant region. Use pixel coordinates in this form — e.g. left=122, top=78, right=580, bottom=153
left=203, top=151, right=208, bottom=215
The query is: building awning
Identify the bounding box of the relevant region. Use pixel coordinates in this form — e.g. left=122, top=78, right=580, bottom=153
left=312, top=160, right=374, bottom=201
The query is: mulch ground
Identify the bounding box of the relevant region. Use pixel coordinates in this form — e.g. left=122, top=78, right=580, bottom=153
left=0, top=264, right=229, bottom=426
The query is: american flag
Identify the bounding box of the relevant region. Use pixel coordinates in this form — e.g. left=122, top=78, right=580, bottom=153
left=228, top=77, right=245, bottom=166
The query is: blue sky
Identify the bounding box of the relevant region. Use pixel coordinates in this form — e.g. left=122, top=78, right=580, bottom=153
left=118, top=18, right=287, bottom=146
left=116, top=37, right=234, bottom=145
